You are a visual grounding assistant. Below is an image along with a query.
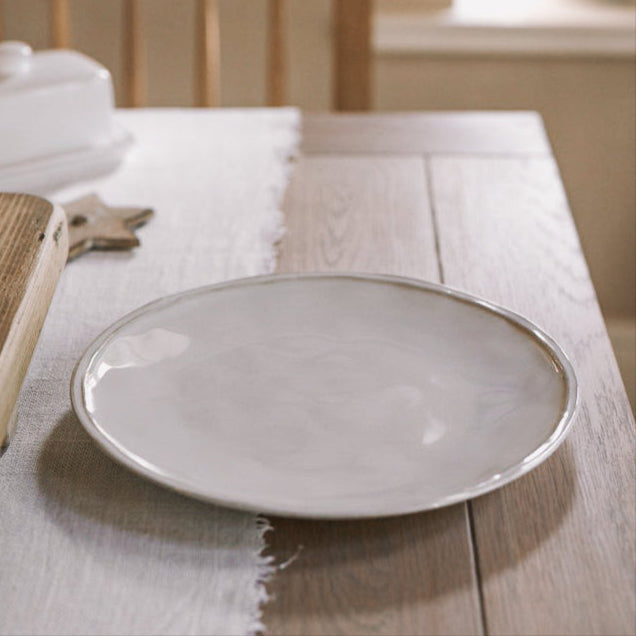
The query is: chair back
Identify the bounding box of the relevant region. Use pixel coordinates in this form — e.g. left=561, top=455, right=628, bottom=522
left=0, top=0, right=371, bottom=110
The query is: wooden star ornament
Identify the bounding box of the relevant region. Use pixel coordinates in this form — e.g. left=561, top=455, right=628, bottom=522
left=64, top=193, right=154, bottom=260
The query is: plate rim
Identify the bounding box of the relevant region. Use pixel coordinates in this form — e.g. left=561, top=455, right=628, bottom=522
left=70, top=271, right=579, bottom=519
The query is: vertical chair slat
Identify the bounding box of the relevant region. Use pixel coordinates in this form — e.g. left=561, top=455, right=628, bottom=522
left=0, top=0, right=4, bottom=41
left=123, top=0, right=146, bottom=107
left=50, top=0, right=71, bottom=48
left=195, top=0, right=220, bottom=107
left=332, top=0, right=372, bottom=111
left=266, top=0, right=286, bottom=107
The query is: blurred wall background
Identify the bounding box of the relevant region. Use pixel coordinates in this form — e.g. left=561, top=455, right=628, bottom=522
left=3, top=0, right=635, bottom=400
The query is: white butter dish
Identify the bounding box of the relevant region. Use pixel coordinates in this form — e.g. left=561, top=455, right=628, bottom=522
left=0, top=42, right=130, bottom=194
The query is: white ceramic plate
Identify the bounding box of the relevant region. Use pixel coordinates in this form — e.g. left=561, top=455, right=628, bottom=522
left=71, top=273, right=577, bottom=519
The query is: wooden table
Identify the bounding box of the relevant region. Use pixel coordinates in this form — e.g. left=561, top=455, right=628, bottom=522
left=262, top=112, right=635, bottom=635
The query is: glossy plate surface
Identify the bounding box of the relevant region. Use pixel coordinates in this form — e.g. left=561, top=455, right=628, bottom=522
left=71, top=273, right=577, bottom=518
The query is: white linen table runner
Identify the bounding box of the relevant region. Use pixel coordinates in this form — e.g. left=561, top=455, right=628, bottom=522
left=0, top=108, right=300, bottom=635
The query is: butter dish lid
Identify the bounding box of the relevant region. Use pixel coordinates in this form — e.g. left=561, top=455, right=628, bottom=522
left=0, top=41, right=110, bottom=93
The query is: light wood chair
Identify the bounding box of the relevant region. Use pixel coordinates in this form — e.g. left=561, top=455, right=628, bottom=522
left=0, top=0, right=371, bottom=110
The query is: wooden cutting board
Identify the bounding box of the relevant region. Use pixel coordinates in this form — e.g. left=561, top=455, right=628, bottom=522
left=0, top=192, right=152, bottom=452
left=0, top=194, right=67, bottom=451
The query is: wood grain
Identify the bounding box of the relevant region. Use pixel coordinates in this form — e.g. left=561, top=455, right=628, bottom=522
left=263, top=156, right=483, bottom=635
left=332, top=0, right=372, bottom=111
left=429, top=156, right=636, bottom=634
left=50, top=0, right=71, bottom=48
left=195, top=0, right=221, bottom=107
left=277, top=156, right=440, bottom=277
left=122, top=0, right=146, bottom=107
left=302, top=112, right=551, bottom=156
left=265, top=512, right=482, bottom=636
left=0, top=194, right=68, bottom=451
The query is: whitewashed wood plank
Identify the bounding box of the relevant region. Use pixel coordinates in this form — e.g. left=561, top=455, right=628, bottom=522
left=264, top=155, right=484, bottom=636
left=277, top=155, right=440, bottom=277
left=302, top=112, right=551, bottom=156
left=430, top=155, right=635, bottom=635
